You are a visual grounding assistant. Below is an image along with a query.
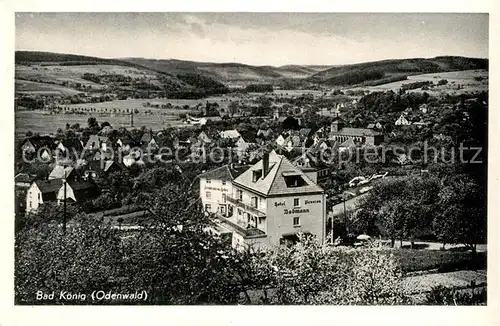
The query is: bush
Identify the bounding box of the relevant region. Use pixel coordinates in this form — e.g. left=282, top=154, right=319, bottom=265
left=425, top=286, right=486, bottom=305
left=437, top=79, right=449, bottom=86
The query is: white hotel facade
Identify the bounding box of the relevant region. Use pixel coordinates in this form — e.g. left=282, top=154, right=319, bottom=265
left=199, top=151, right=326, bottom=250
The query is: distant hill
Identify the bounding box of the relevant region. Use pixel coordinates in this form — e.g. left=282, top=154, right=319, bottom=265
left=15, top=51, right=130, bottom=66
left=121, top=58, right=332, bottom=83
left=309, top=56, right=488, bottom=86
left=15, top=51, right=229, bottom=97
left=16, top=51, right=488, bottom=90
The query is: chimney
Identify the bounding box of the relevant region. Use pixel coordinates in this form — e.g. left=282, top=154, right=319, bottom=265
left=262, top=152, right=270, bottom=178
left=331, top=120, right=340, bottom=133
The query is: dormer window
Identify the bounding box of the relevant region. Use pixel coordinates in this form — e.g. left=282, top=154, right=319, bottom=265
left=283, top=172, right=307, bottom=188
left=252, top=169, right=263, bottom=182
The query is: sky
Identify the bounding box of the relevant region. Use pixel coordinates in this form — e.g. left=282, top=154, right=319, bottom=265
left=15, top=13, right=489, bottom=66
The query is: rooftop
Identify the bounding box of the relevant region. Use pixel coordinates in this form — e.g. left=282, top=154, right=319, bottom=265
left=199, top=164, right=250, bottom=182
left=233, top=151, right=324, bottom=197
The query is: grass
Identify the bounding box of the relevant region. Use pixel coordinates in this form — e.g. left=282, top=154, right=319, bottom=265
left=348, top=69, right=488, bottom=95
left=388, top=249, right=486, bottom=274
left=15, top=79, right=82, bottom=96
left=15, top=110, right=188, bottom=139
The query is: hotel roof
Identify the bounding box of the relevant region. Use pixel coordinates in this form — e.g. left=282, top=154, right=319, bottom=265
left=233, top=151, right=324, bottom=197
left=199, top=164, right=250, bottom=182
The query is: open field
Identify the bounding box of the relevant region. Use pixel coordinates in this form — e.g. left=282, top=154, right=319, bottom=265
left=347, top=69, right=488, bottom=95
left=63, top=97, right=240, bottom=111
left=15, top=79, right=82, bottom=96
left=16, top=64, right=160, bottom=89
left=15, top=110, right=188, bottom=138
left=403, top=270, right=486, bottom=293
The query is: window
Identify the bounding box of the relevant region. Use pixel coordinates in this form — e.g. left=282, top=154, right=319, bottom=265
left=206, top=191, right=211, bottom=199
left=205, top=204, right=211, bottom=211
left=293, top=198, right=300, bottom=207
left=222, top=194, right=227, bottom=202
left=222, top=180, right=226, bottom=186
left=29, top=201, right=32, bottom=208
left=251, top=196, right=258, bottom=208
left=206, top=179, right=211, bottom=184
left=238, top=190, right=243, bottom=201
left=293, top=217, right=300, bottom=226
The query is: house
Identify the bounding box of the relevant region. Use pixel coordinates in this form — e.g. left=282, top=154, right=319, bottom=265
left=85, top=135, right=112, bottom=151
left=338, top=138, right=357, bottom=151
left=199, top=164, right=250, bottom=216
left=26, top=178, right=98, bottom=213
left=116, top=135, right=138, bottom=152
left=329, top=120, right=384, bottom=146
left=206, top=151, right=326, bottom=250
left=197, top=131, right=212, bottom=144
left=395, top=114, right=411, bottom=126
left=173, top=133, right=198, bottom=149
left=122, top=150, right=145, bottom=167
left=234, top=132, right=257, bottom=158
left=186, top=115, right=222, bottom=126
left=20, top=135, right=56, bottom=154
left=55, top=138, right=84, bottom=156
left=256, top=128, right=273, bottom=140
left=219, top=129, right=242, bottom=139
left=83, top=160, right=122, bottom=180
left=26, top=179, right=63, bottom=213
left=292, top=151, right=332, bottom=184
left=15, top=173, right=37, bottom=189
left=275, top=134, right=288, bottom=147
left=367, top=122, right=383, bottom=130
left=419, top=104, right=429, bottom=114
left=219, top=129, right=256, bottom=158
left=56, top=179, right=99, bottom=204
left=48, top=165, right=79, bottom=181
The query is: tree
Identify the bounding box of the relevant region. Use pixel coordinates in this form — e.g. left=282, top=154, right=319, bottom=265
left=15, top=217, right=125, bottom=304
left=228, top=101, right=239, bottom=117
left=435, top=175, right=486, bottom=252
left=254, top=234, right=411, bottom=304
left=87, top=117, right=99, bottom=132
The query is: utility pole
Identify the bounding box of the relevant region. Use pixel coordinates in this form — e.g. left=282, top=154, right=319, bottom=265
left=343, top=192, right=348, bottom=236
left=63, top=170, right=67, bottom=235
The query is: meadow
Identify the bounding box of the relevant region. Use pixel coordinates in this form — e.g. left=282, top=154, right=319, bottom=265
left=15, top=109, right=189, bottom=139
left=15, top=64, right=159, bottom=89
left=347, top=69, right=488, bottom=95
left=15, top=79, right=82, bottom=96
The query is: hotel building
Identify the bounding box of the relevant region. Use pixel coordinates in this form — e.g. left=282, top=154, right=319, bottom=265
left=200, top=151, right=326, bottom=250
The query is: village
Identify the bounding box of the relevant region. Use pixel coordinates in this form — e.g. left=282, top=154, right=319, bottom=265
left=11, top=11, right=490, bottom=307
left=16, top=85, right=487, bottom=253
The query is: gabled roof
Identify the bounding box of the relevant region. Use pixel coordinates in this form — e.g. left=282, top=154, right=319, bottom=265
left=333, top=127, right=381, bottom=137
left=87, top=159, right=122, bottom=173
left=239, top=130, right=257, bottom=143
left=15, top=173, right=37, bottom=183
left=299, top=128, right=312, bottom=137
left=140, top=132, right=154, bottom=143
left=339, top=138, right=356, bottom=148
left=86, top=135, right=111, bottom=148
left=34, top=179, right=63, bottom=193
left=67, top=180, right=97, bottom=191
left=21, top=135, right=57, bottom=150
left=199, top=164, right=250, bottom=181
left=219, top=129, right=241, bottom=139
left=48, top=165, right=74, bottom=179
left=233, top=152, right=323, bottom=196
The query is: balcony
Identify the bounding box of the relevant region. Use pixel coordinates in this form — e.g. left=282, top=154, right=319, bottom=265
left=215, top=213, right=266, bottom=239
left=226, top=195, right=266, bottom=217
